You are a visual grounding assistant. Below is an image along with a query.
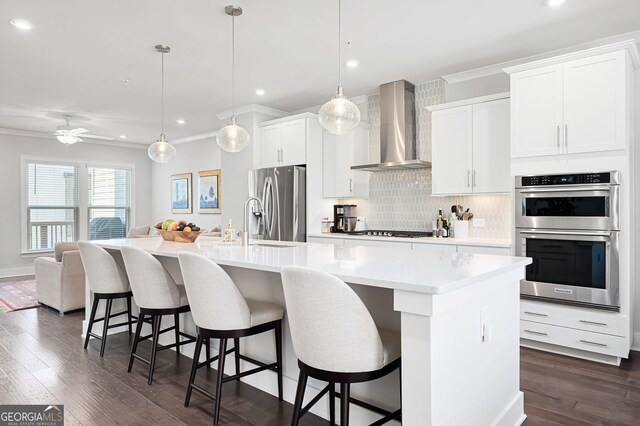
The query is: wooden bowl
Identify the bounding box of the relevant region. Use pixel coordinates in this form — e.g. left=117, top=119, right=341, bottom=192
left=158, top=230, right=202, bottom=243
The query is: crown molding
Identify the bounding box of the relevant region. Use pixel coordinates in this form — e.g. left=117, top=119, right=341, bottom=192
left=426, top=92, right=510, bottom=112
left=215, top=104, right=289, bottom=121
left=444, top=30, right=640, bottom=84
left=0, top=127, right=148, bottom=150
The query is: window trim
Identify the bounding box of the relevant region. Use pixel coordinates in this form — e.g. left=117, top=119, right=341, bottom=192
left=21, top=155, right=136, bottom=254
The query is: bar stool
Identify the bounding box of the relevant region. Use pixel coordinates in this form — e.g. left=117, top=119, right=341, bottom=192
left=178, top=252, right=284, bottom=425
left=120, top=245, right=196, bottom=385
left=77, top=241, right=136, bottom=357
left=281, top=265, right=402, bottom=426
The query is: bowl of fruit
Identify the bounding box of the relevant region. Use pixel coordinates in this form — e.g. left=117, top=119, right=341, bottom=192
left=156, top=220, right=202, bottom=243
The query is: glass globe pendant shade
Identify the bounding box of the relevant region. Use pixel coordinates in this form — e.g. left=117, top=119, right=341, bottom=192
left=318, top=85, right=361, bottom=135
left=217, top=116, right=250, bottom=153
left=56, top=134, right=81, bottom=145
left=148, top=133, right=176, bottom=163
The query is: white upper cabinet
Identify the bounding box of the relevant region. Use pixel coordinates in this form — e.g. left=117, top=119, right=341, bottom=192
left=322, top=124, right=370, bottom=198
left=258, top=114, right=317, bottom=168
left=430, top=95, right=510, bottom=195
left=506, top=42, right=638, bottom=158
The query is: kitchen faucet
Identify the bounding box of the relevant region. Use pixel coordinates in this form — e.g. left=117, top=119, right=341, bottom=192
left=242, top=196, right=264, bottom=246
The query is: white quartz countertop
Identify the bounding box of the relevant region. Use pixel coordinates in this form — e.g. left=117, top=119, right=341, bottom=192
left=96, top=236, right=529, bottom=295
left=308, top=233, right=511, bottom=248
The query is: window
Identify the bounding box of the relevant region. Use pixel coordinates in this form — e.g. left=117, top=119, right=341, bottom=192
left=26, top=161, right=79, bottom=251
left=88, top=167, right=131, bottom=240
left=23, top=159, right=133, bottom=253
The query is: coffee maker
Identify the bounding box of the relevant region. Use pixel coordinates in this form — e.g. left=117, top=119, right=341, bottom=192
left=333, top=204, right=357, bottom=233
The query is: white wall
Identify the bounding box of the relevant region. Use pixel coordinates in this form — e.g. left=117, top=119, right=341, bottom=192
left=0, top=133, right=152, bottom=277
left=150, top=137, right=223, bottom=231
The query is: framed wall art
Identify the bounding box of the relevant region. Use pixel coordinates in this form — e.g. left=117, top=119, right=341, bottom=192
left=198, top=169, right=221, bottom=213
left=171, top=173, right=192, bottom=214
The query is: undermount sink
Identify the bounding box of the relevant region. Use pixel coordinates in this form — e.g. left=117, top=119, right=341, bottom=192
left=252, top=243, right=297, bottom=248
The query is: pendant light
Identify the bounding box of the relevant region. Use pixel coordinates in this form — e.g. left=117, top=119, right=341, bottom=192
left=217, top=5, right=250, bottom=153
left=318, top=0, right=361, bottom=135
left=148, top=45, right=177, bottom=163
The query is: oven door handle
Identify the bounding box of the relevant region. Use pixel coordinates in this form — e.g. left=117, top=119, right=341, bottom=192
left=519, top=230, right=613, bottom=237
left=517, top=186, right=613, bottom=193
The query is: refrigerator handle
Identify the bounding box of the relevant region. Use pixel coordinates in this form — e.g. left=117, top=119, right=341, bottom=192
left=273, top=168, right=282, bottom=241
left=293, top=168, right=299, bottom=241
left=262, top=177, right=273, bottom=238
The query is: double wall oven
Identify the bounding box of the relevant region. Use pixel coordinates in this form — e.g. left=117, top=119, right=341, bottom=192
left=515, top=171, right=620, bottom=311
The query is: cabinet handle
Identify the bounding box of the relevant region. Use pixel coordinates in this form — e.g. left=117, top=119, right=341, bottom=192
left=349, top=178, right=353, bottom=193
left=467, top=170, right=471, bottom=187
left=579, top=339, right=608, bottom=347
left=524, top=329, right=548, bottom=336
left=473, top=170, right=477, bottom=188
left=564, top=124, right=568, bottom=149
left=556, top=125, right=560, bottom=152
left=579, top=320, right=608, bottom=327
left=524, top=311, right=548, bottom=317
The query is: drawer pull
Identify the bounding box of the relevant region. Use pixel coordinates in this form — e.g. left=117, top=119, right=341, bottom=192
left=579, top=339, right=608, bottom=347
left=524, top=329, right=548, bottom=336
left=524, top=311, right=548, bottom=317
left=579, top=320, right=607, bottom=326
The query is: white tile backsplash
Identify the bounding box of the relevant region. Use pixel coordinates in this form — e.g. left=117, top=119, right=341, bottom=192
left=341, top=78, right=512, bottom=240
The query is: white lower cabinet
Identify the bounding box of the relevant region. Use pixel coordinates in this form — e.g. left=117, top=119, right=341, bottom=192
left=411, top=243, right=457, bottom=253
left=344, top=239, right=412, bottom=250
left=520, top=300, right=630, bottom=361
left=308, top=236, right=344, bottom=245
left=457, top=245, right=510, bottom=256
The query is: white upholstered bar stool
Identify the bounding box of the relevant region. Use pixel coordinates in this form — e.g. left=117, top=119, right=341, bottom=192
left=77, top=241, right=136, bottom=357
left=281, top=265, right=402, bottom=426
left=178, top=252, right=284, bottom=426
left=120, top=245, right=196, bottom=385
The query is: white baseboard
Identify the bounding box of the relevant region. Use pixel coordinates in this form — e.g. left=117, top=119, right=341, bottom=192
left=0, top=265, right=35, bottom=278
left=632, top=332, right=640, bottom=352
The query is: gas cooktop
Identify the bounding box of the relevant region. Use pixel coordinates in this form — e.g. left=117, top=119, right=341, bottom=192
left=345, top=230, right=433, bottom=238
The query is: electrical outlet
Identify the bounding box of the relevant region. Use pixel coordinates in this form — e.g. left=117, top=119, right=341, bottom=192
left=473, top=218, right=485, bottom=228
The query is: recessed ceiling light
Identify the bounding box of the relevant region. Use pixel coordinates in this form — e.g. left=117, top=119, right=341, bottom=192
left=346, top=60, right=360, bottom=68
left=176, top=119, right=185, bottom=125
left=544, top=0, right=566, bottom=7
left=9, top=18, right=35, bottom=30
left=120, top=135, right=127, bottom=139
left=255, top=89, right=266, bottom=96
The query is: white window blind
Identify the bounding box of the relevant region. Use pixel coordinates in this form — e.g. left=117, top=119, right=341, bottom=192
left=26, top=161, right=79, bottom=251
left=88, top=167, right=131, bottom=240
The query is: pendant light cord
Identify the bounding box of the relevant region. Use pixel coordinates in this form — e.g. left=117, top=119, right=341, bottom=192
left=338, top=0, right=342, bottom=88
left=161, top=50, right=165, bottom=135
left=232, top=14, right=236, bottom=118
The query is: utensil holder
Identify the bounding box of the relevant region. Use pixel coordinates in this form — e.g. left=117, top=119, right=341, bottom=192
left=454, top=220, right=469, bottom=240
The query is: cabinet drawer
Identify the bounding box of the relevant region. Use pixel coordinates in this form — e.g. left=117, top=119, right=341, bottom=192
left=520, top=300, right=628, bottom=337
left=520, top=320, right=629, bottom=358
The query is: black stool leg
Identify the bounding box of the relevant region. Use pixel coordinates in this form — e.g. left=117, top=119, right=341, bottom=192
left=291, top=370, right=308, bottom=426
left=128, top=313, right=145, bottom=372
left=174, top=313, right=181, bottom=357
left=99, top=298, right=113, bottom=357
left=84, top=296, right=99, bottom=349
left=234, top=337, right=240, bottom=381
left=329, top=382, right=336, bottom=426
left=213, top=338, right=228, bottom=425
left=126, top=295, right=133, bottom=335
left=340, top=382, right=350, bottom=426
left=148, top=315, right=162, bottom=385
left=206, top=337, right=211, bottom=368
left=185, top=334, right=204, bottom=407
left=275, top=321, right=283, bottom=401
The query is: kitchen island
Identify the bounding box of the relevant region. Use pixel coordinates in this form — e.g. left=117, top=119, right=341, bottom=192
left=88, top=236, right=530, bottom=426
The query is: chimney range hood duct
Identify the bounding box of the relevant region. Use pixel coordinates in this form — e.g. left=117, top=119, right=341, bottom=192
left=351, top=80, right=431, bottom=172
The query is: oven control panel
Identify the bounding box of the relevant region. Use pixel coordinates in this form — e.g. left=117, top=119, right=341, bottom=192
left=521, top=172, right=612, bottom=186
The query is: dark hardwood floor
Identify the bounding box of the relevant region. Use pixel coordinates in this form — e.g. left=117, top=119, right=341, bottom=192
left=1, top=304, right=639, bottom=425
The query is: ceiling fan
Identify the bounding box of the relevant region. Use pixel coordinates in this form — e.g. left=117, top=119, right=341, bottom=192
left=54, top=115, right=114, bottom=144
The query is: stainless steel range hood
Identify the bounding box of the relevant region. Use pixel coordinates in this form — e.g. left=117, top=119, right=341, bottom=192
left=351, top=80, right=431, bottom=172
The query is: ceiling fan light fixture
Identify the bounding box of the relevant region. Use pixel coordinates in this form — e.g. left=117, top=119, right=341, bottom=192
left=318, top=0, right=361, bottom=135
left=56, top=134, right=81, bottom=145
left=9, top=18, right=35, bottom=31
left=217, top=5, right=251, bottom=153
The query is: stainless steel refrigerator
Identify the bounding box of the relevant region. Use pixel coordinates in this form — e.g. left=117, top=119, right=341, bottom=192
left=248, top=166, right=306, bottom=242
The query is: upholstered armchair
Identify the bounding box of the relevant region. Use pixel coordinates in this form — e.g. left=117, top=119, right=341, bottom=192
left=35, top=242, right=86, bottom=315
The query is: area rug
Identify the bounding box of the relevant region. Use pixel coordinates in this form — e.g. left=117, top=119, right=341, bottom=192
left=0, top=279, right=41, bottom=312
